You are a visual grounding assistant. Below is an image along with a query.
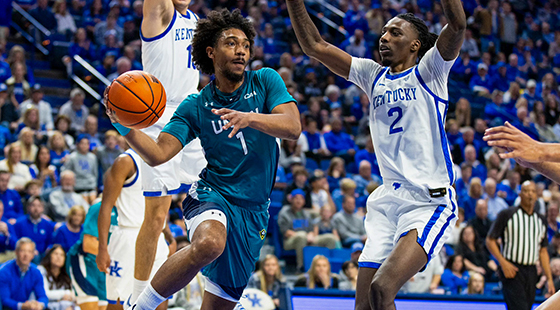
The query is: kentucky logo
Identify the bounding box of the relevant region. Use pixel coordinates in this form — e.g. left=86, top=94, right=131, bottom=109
left=260, top=229, right=266, bottom=240
left=110, top=261, right=123, bottom=277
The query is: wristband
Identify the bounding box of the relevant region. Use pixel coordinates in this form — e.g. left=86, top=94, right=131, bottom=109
left=112, top=123, right=131, bottom=136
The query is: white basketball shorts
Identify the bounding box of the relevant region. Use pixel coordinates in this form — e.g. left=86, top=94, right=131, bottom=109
left=106, top=226, right=169, bottom=304
left=358, top=181, right=458, bottom=270
left=140, top=104, right=207, bottom=196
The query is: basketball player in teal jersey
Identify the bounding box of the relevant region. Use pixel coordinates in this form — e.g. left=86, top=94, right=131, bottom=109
left=105, top=9, right=300, bottom=310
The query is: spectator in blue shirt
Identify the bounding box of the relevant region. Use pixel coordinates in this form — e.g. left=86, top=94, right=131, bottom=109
left=451, top=52, right=476, bottom=83
left=52, top=205, right=85, bottom=253
left=485, top=90, right=514, bottom=125
left=460, top=177, right=484, bottom=221
left=470, top=63, right=493, bottom=96
left=490, top=62, right=510, bottom=92
left=13, top=197, right=54, bottom=261
left=523, top=79, right=543, bottom=111
left=352, top=160, right=381, bottom=198
left=464, top=145, right=487, bottom=182
left=301, top=117, right=330, bottom=165
left=68, top=28, right=97, bottom=63
left=456, top=163, right=472, bottom=199
left=547, top=201, right=560, bottom=242
left=324, top=118, right=356, bottom=163
left=0, top=238, right=49, bottom=310
left=506, top=54, right=527, bottom=86
left=354, top=136, right=380, bottom=178
left=0, top=200, right=16, bottom=263
left=0, top=171, right=23, bottom=224
left=441, top=254, right=470, bottom=294
left=497, top=170, right=521, bottom=206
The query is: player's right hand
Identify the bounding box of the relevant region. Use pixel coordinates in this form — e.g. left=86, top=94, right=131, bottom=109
left=96, top=248, right=111, bottom=273
left=103, top=82, right=121, bottom=124
left=500, top=260, right=518, bottom=278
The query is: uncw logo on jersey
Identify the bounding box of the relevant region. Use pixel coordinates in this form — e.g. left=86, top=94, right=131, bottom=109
left=260, top=229, right=266, bottom=240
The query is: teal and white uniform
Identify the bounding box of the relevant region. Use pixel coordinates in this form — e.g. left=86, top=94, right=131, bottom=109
left=162, top=68, right=296, bottom=301
left=67, top=202, right=118, bottom=304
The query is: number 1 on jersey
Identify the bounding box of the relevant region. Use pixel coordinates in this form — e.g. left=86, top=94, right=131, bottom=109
left=186, top=45, right=194, bottom=69
left=236, top=131, right=248, bottom=155
left=388, top=107, right=403, bottom=134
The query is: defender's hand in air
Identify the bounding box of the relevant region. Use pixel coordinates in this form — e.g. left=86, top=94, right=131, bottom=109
left=212, top=108, right=252, bottom=138
left=484, top=121, right=544, bottom=163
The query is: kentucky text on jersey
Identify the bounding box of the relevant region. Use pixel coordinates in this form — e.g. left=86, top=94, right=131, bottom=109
left=175, top=28, right=194, bottom=41
left=372, top=87, right=417, bottom=110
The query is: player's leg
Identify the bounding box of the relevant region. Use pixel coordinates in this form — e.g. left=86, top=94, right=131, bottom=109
left=355, top=267, right=377, bottom=310
left=133, top=195, right=172, bottom=301
left=132, top=219, right=226, bottom=310
left=355, top=185, right=394, bottom=310
left=368, top=230, right=427, bottom=310
left=199, top=292, right=237, bottom=310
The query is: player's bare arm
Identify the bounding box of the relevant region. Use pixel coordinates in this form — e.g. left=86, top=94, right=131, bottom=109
left=141, top=0, right=177, bottom=38
left=106, top=106, right=182, bottom=166
left=436, top=0, right=467, bottom=60
left=96, top=155, right=136, bottom=273
left=212, top=101, right=301, bottom=140
left=484, top=122, right=560, bottom=184
left=285, top=0, right=352, bottom=79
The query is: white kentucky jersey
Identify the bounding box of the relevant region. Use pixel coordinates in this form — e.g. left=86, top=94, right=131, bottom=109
left=348, top=47, right=456, bottom=189
left=115, top=149, right=145, bottom=227
left=141, top=9, right=199, bottom=106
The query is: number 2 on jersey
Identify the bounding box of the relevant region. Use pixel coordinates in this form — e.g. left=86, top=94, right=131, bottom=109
left=186, top=45, right=195, bottom=69
left=236, top=131, right=248, bottom=155
left=388, top=107, right=403, bottom=134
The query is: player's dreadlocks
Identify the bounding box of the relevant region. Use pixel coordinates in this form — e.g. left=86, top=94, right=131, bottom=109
left=396, top=13, right=439, bottom=60
left=192, top=9, right=256, bottom=75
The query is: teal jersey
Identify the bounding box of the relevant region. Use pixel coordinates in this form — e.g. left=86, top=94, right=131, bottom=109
left=68, top=202, right=118, bottom=256
left=162, top=68, right=296, bottom=207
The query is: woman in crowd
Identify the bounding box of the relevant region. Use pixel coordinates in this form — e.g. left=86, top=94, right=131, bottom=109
left=457, top=225, right=498, bottom=280
left=326, top=157, right=346, bottom=193
left=294, top=255, right=339, bottom=289
left=53, top=0, right=77, bottom=38
left=53, top=206, right=85, bottom=253
left=38, top=245, right=75, bottom=310
left=465, top=272, right=485, bottom=295
left=15, top=128, right=38, bottom=165
left=49, top=130, right=70, bottom=171
left=53, top=115, right=75, bottom=149
left=30, top=145, right=58, bottom=190
left=0, top=143, right=32, bottom=191
left=247, top=254, right=285, bottom=308
left=441, top=254, right=470, bottom=294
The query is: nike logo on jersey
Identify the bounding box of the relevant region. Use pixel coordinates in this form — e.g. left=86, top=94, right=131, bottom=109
left=175, top=28, right=194, bottom=41
left=372, top=87, right=417, bottom=110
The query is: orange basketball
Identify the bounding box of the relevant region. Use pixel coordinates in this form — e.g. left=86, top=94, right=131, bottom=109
left=106, top=71, right=166, bottom=129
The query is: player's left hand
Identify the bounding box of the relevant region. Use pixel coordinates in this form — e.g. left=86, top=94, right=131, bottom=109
left=212, top=108, right=252, bottom=138
left=484, top=122, right=544, bottom=163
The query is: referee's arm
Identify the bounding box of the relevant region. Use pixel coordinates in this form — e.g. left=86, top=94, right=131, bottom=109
left=486, top=210, right=518, bottom=278
left=540, top=241, right=556, bottom=297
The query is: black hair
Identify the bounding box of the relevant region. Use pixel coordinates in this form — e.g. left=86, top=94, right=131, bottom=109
left=192, top=9, right=256, bottom=75
left=396, top=13, right=438, bottom=59
left=445, top=254, right=465, bottom=273
left=41, top=244, right=71, bottom=290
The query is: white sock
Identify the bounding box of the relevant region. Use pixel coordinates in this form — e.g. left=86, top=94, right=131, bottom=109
left=132, top=284, right=166, bottom=310
left=131, top=279, right=149, bottom=305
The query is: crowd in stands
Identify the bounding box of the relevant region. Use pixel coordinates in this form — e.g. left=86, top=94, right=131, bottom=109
left=0, top=0, right=560, bottom=307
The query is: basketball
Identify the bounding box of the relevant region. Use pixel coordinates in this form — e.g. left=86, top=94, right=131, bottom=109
left=106, top=71, right=166, bottom=129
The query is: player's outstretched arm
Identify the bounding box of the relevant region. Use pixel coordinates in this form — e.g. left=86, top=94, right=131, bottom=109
left=286, top=0, right=352, bottom=79
left=484, top=121, right=560, bottom=184
left=212, top=102, right=301, bottom=140
left=96, top=155, right=135, bottom=273
left=436, top=0, right=466, bottom=60
left=141, top=0, right=175, bottom=39
left=105, top=109, right=182, bottom=167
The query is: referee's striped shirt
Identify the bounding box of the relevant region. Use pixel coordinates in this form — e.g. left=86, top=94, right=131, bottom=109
left=487, top=206, right=547, bottom=266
